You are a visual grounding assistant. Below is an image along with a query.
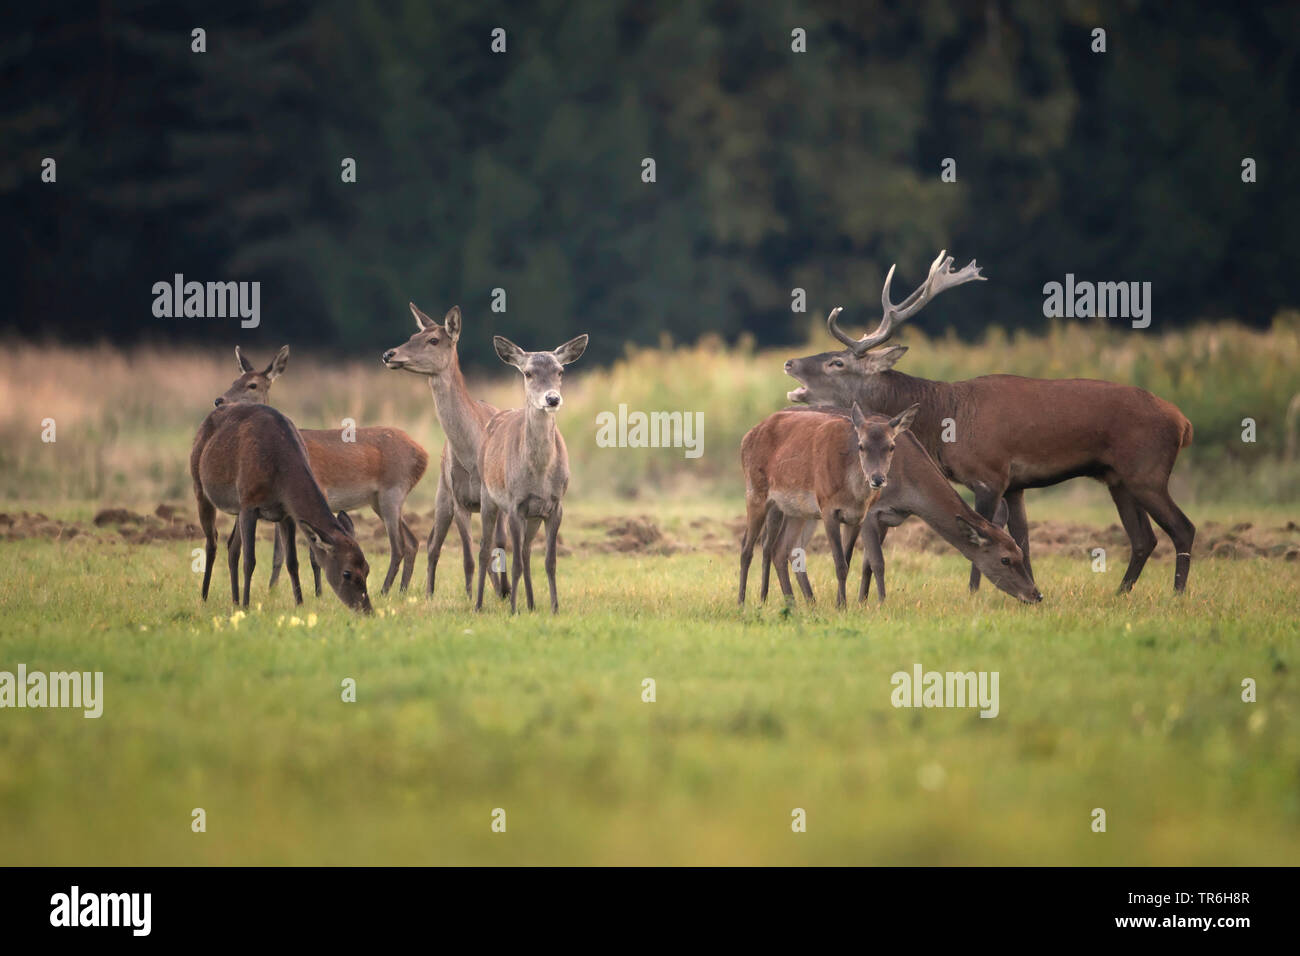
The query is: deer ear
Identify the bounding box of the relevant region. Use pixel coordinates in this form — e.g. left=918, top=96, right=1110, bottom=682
left=554, top=334, right=588, bottom=365
left=494, top=335, right=527, bottom=368
left=889, top=402, right=921, bottom=433
left=860, top=345, right=908, bottom=374
left=236, top=346, right=254, bottom=373
left=266, top=345, right=289, bottom=381
left=300, top=521, right=336, bottom=554
left=442, top=306, right=462, bottom=342
left=335, top=511, right=355, bottom=536
left=851, top=402, right=867, bottom=428
left=955, top=514, right=992, bottom=547
left=410, top=302, right=435, bottom=331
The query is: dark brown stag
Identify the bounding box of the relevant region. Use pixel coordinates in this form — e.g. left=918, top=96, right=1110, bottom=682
left=192, top=402, right=373, bottom=613
left=785, top=251, right=1195, bottom=593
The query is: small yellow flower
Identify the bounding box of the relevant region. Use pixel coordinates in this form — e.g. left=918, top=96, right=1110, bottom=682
left=212, top=617, right=223, bottom=631
left=306, top=613, right=318, bottom=628
left=276, top=615, right=286, bottom=628
left=289, top=616, right=303, bottom=627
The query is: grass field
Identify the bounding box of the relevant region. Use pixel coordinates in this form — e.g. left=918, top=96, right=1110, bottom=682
left=1, top=497, right=1296, bottom=866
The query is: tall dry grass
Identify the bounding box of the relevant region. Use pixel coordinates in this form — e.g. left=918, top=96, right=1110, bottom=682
left=2, top=314, right=1298, bottom=507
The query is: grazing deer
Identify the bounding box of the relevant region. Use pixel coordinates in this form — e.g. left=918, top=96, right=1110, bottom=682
left=785, top=250, right=1195, bottom=593
left=738, top=403, right=919, bottom=607
left=476, top=334, right=588, bottom=613
left=216, top=346, right=427, bottom=595
left=756, top=407, right=1042, bottom=605
left=382, top=304, right=509, bottom=599
left=191, top=402, right=373, bottom=613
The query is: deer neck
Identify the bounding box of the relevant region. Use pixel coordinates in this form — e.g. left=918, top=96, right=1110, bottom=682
left=860, top=370, right=957, bottom=463
left=892, top=441, right=985, bottom=560
left=522, top=404, right=559, bottom=473
left=427, top=356, right=483, bottom=463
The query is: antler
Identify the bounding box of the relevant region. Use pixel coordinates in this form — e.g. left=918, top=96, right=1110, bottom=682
left=828, top=250, right=986, bottom=356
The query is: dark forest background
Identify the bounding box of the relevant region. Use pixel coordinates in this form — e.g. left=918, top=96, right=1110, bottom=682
left=3, top=0, right=1298, bottom=367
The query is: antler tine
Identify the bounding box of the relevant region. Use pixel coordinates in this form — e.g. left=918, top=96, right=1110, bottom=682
left=826, top=306, right=862, bottom=350
left=832, top=251, right=986, bottom=356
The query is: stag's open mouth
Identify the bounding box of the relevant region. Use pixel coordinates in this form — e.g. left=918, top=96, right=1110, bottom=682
left=383, top=358, right=406, bottom=370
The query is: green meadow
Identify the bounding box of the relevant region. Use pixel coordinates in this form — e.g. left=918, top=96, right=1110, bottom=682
left=1, top=498, right=1295, bottom=866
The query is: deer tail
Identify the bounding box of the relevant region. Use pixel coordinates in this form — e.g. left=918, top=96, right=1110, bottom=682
left=1180, top=416, right=1193, bottom=448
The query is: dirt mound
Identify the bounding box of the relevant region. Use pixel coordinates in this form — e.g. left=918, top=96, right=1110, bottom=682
left=0, top=511, right=83, bottom=541
left=3, top=504, right=1298, bottom=561
left=706, top=514, right=1300, bottom=561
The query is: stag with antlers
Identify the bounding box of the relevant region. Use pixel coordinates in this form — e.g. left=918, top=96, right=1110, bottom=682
left=785, top=251, right=1196, bottom=593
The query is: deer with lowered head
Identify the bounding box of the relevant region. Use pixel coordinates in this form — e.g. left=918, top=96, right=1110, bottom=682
left=756, top=406, right=1042, bottom=606
left=739, top=402, right=919, bottom=607
left=382, top=304, right=509, bottom=600
left=191, top=402, right=373, bottom=613
left=785, top=250, right=1195, bottom=594
left=476, top=333, right=588, bottom=613
left=216, top=345, right=427, bottom=595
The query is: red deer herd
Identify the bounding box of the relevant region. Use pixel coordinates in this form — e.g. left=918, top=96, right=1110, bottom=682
left=191, top=250, right=1195, bottom=615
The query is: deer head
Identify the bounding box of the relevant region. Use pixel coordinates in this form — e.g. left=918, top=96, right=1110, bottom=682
left=493, top=334, right=588, bottom=411
left=852, top=402, right=919, bottom=491
left=215, top=346, right=289, bottom=407
left=785, top=250, right=984, bottom=405
left=300, top=511, right=373, bottom=613
left=953, top=514, right=1040, bottom=603
left=382, top=303, right=463, bottom=377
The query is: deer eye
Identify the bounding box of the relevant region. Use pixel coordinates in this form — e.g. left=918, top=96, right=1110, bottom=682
left=1000, top=557, right=1010, bottom=566
left=830, top=360, right=844, bottom=368
left=342, top=570, right=352, bottom=580
left=248, top=383, right=257, bottom=388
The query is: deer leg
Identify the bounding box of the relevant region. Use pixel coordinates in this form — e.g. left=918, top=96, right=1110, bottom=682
left=426, top=478, right=456, bottom=597
left=493, top=512, right=511, bottom=599
left=198, top=495, right=218, bottom=601
left=792, top=521, right=816, bottom=605
left=376, top=491, right=405, bottom=595
left=238, top=508, right=258, bottom=609
left=507, top=510, right=526, bottom=614
left=226, top=521, right=242, bottom=604
left=862, top=514, right=889, bottom=603
left=738, top=496, right=769, bottom=605
left=759, top=508, right=784, bottom=603
left=967, top=485, right=1004, bottom=592
left=520, top=514, right=542, bottom=612
left=771, top=519, right=800, bottom=603
left=279, top=516, right=303, bottom=606
left=1127, top=484, right=1195, bottom=592
left=269, top=523, right=284, bottom=589
left=309, top=540, right=322, bottom=597
left=824, top=512, right=849, bottom=608
left=399, top=519, right=418, bottom=592
left=453, top=507, right=474, bottom=598
left=475, top=497, right=499, bottom=612
left=841, top=521, right=859, bottom=576
left=544, top=502, right=563, bottom=613
left=1108, top=483, right=1157, bottom=593
left=1003, top=488, right=1035, bottom=585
